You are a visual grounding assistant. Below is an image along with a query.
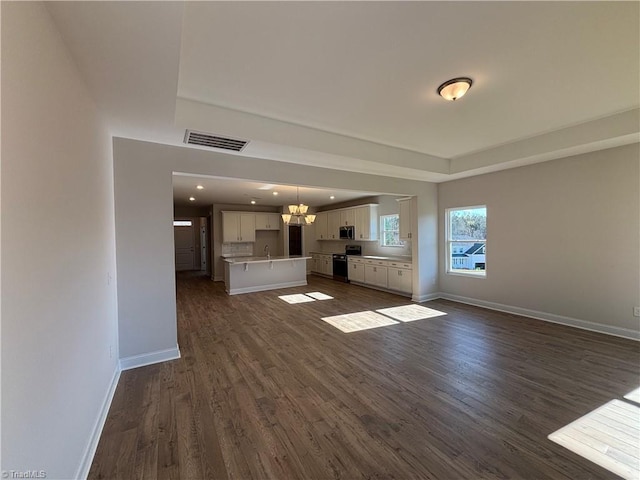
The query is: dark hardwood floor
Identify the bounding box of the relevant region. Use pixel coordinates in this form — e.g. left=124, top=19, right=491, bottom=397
left=89, top=273, right=639, bottom=479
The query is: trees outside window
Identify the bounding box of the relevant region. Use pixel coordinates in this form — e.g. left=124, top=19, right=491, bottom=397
left=446, top=206, right=486, bottom=276
left=380, top=214, right=402, bottom=246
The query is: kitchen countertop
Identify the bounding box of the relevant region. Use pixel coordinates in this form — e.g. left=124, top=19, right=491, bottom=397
left=360, top=255, right=412, bottom=262
left=224, top=255, right=311, bottom=265
left=309, top=252, right=413, bottom=262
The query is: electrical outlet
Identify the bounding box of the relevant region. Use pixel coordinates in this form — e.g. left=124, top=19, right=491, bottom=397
left=634, top=307, right=640, bottom=317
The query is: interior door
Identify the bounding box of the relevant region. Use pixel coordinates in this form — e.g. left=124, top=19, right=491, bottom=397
left=174, top=222, right=195, bottom=271
left=200, top=219, right=207, bottom=271
left=289, top=225, right=302, bottom=256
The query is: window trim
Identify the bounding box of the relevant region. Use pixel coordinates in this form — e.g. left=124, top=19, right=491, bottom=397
left=380, top=213, right=403, bottom=247
left=445, top=205, right=487, bottom=278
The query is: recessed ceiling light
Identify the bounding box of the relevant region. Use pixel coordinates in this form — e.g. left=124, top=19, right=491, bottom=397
left=437, top=77, right=473, bottom=101
left=330, top=195, right=335, bottom=200
left=250, top=200, right=256, bottom=205
left=196, top=185, right=204, bottom=190
left=189, top=197, right=195, bottom=202
left=272, top=191, right=279, bottom=196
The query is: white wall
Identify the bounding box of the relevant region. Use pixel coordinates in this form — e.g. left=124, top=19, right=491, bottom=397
left=438, top=143, right=640, bottom=338
left=1, top=3, right=119, bottom=478
left=113, top=138, right=440, bottom=364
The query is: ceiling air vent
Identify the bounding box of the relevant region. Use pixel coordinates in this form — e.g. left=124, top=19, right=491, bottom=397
left=184, top=130, right=249, bottom=152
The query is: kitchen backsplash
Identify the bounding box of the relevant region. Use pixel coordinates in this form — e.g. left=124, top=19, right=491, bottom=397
left=221, top=242, right=253, bottom=256
left=315, top=240, right=411, bottom=257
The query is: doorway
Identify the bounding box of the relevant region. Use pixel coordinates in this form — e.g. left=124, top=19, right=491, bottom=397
left=289, top=225, right=302, bottom=256
left=174, top=220, right=195, bottom=271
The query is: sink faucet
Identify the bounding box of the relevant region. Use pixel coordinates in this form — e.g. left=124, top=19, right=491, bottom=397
left=264, top=244, right=270, bottom=259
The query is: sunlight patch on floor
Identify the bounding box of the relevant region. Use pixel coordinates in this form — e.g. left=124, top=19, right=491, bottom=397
left=548, top=399, right=640, bottom=480
left=279, top=292, right=334, bottom=304
left=376, top=304, right=447, bottom=322
left=305, top=292, right=334, bottom=300
left=278, top=294, right=316, bottom=304
left=625, top=388, right=640, bottom=405
left=321, top=311, right=399, bottom=333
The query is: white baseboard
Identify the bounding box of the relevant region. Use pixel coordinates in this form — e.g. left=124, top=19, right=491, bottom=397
left=348, top=280, right=413, bottom=299
left=412, top=292, right=440, bottom=303
left=119, top=345, right=181, bottom=371
left=227, top=280, right=307, bottom=295
left=75, top=364, right=121, bottom=480
left=436, top=293, right=640, bottom=341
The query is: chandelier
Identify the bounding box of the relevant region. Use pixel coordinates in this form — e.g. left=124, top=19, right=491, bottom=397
left=281, top=187, right=316, bottom=225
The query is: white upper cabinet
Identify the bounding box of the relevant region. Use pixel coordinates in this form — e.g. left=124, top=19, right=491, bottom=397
left=340, top=208, right=356, bottom=227
left=327, top=211, right=341, bottom=239
left=398, top=198, right=413, bottom=240
left=315, top=204, right=379, bottom=241
left=255, top=213, right=281, bottom=230
left=354, top=205, right=378, bottom=241
left=315, top=212, right=328, bottom=240
left=222, top=212, right=256, bottom=243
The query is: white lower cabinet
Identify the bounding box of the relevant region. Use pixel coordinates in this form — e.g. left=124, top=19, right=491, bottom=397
left=387, top=267, right=412, bottom=294
left=348, top=258, right=365, bottom=283
left=349, top=257, right=412, bottom=296
left=311, top=253, right=333, bottom=276
left=320, top=254, right=413, bottom=296
left=364, top=263, right=388, bottom=288
left=321, top=255, right=333, bottom=276
left=310, top=254, right=320, bottom=273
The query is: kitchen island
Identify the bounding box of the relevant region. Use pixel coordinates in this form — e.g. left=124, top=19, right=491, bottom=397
left=223, top=255, right=311, bottom=295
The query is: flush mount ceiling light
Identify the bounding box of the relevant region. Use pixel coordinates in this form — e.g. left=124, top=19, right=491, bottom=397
left=189, top=197, right=196, bottom=202
left=282, top=187, right=316, bottom=226
left=196, top=185, right=204, bottom=190
left=437, top=77, right=473, bottom=101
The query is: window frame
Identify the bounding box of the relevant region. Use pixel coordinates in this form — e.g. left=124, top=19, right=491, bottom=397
left=380, top=213, right=403, bottom=247
left=445, top=205, right=487, bottom=278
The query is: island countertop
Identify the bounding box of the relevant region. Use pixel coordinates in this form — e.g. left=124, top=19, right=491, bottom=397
left=223, top=255, right=311, bottom=265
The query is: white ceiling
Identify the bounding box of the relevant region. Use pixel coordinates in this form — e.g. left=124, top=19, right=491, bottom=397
left=177, top=2, right=638, bottom=159
left=46, top=1, right=640, bottom=194
left=172, top=174, right=384, bottom=209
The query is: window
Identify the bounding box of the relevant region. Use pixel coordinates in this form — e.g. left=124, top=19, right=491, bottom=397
left=446, top=206, right=486, bottom=276
left=380, top=214, right=402, bottom=246
left=173, top=220, right=192, bottom=227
